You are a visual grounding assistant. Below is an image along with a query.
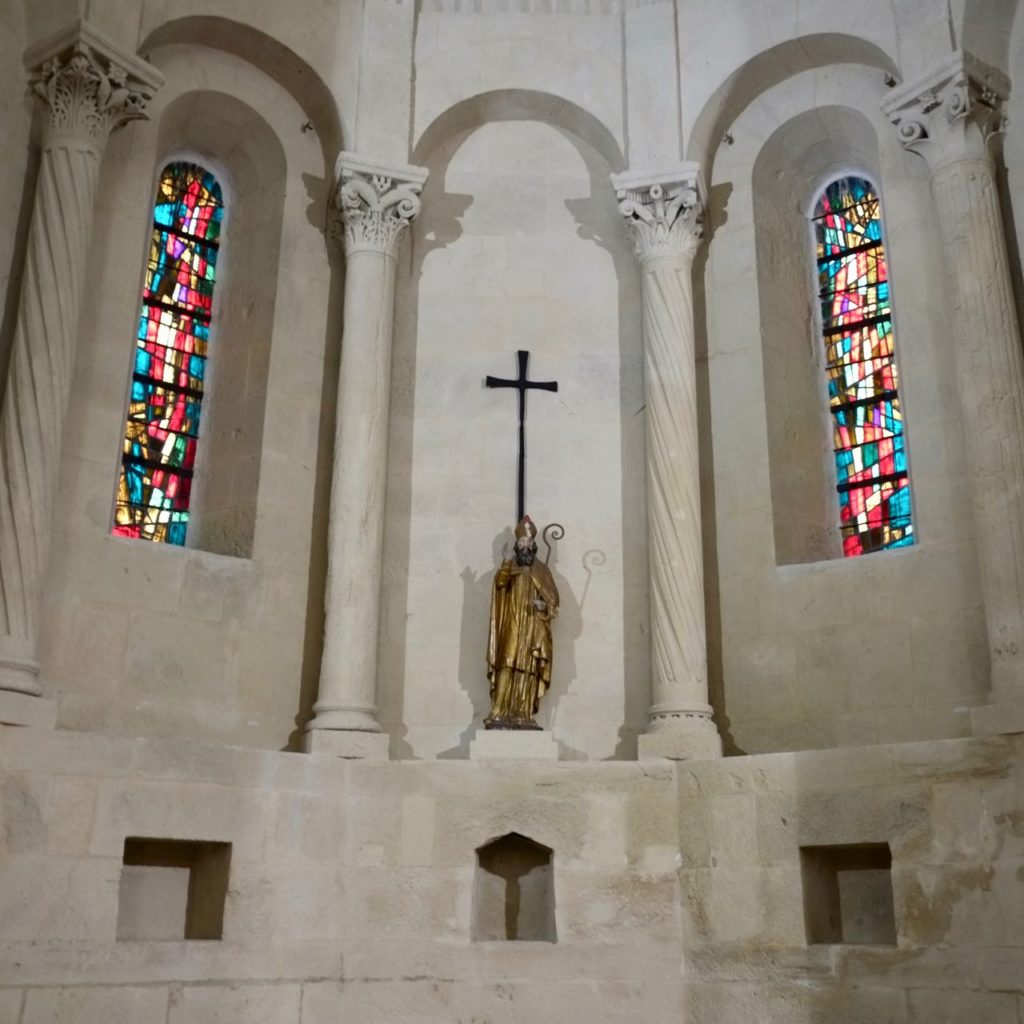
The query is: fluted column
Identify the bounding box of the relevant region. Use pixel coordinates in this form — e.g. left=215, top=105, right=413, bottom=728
left=0, top=22, right=160, bottom=722
left=883, top=52, right=1024, bottom=735
left=612, top=165, right=722, bottom=760
left=305, top=154, right=427, bottom=758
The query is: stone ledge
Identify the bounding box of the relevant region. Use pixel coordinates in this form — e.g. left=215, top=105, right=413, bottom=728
left=0, top=690, right=58, bottom=729
left=469, top=730, right=560, bottom=761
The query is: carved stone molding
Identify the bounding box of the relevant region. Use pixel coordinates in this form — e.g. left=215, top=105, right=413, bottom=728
left=334, top=152, right=428, bottom=258
left=881, top=50, right=1008, bottom=170
left=610, top=164, right=704, bottom=264
left=24, top=20, right=162, bottom=149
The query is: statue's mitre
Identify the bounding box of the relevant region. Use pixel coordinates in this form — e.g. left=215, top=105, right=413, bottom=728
left=515, top=515, right=537, bottom=540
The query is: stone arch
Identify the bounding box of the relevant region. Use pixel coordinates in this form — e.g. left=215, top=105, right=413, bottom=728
left=686, top=34, right=899, bottom=180
left=413, top=88, right=625, bottom=173
left=139, top=15, right=342, bottom=166
left=142, top=88, right=289, bottom=556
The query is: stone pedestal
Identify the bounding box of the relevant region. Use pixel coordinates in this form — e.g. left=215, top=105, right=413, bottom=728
left=303, top=728, right=390, bottom=760
left=305, top=154, right=427, bottom=756
left=469, top=730, right=560, bottom=761
left=611, top=164, right=722, bottom=761
left=884, top=53, right=1024, bottom=734
left=0, top=21, right=160, bottom=705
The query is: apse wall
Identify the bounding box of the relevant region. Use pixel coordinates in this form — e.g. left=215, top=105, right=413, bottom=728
left=36, top=41, right=337, bottom=750
left=701, top=63, right=988, bottom=754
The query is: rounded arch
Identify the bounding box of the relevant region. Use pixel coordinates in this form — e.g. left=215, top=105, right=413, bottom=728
left=140, top=15, right=341, bottom=166
left=686, top=34, right=899, bottom=180
left=413, top=88, right=625, bottom=173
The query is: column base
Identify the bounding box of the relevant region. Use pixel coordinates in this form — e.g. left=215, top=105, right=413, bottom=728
left=303, top=729, right=390, bottom=759
left=469, top=729, right=560, bottom=761
left=0, top=649, right=43, bottom=697
left=971, top=698, right=1024, bottom=737
left=0, top=689, right=58, bottom=728
left=638, top=702, right=722, bottom=761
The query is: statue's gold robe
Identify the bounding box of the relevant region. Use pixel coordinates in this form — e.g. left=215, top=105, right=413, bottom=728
left=486, top=558, right=560, bottom=727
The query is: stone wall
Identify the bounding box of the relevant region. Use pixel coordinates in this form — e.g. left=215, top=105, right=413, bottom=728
left=1, top=726, right=1020, bottom=1023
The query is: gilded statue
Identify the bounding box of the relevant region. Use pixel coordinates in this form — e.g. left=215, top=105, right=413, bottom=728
left=485, top=516, right=560, bottom=729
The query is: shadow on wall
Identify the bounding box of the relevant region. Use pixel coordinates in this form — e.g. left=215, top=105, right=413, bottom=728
left=385, top=88, right=646, bottom=760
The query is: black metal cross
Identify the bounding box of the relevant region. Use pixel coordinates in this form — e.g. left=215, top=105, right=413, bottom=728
left=486, top=350, right=558, bottom=524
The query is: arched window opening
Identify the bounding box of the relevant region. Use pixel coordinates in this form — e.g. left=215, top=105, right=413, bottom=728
left=813, top=177, right=914, bottom=557
left=112, top=162, right=225, bottom=545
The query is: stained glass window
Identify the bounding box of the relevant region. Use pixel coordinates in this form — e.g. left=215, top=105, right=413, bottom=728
left=112, top=163, right=224, bottom=545
left=813, top=177, right=914, bottom=557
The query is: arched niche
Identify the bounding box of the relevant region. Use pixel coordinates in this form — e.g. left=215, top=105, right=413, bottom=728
left=752, top=106, right=884, bottom=565
left=473, top=832, right=555, bottom=942
left=142, top=89, right=288, bottom=557
left=139, top=15, right=341, bottom=166
left=379, top=87, right=647, bottom=761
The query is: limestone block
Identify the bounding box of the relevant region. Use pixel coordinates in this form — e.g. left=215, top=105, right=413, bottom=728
left=0, top=693, right=58, bottom=729
left=299, top=981, right=343, bottom=1024
left=0, top=989, right=23, bottom=1023
left=45, top=776, right=98, bottom=856
left=469, top=730, right=560, bottom=761
left=0, top=856, right=120, bottom=941
left=22, top=985, right=169, bottom=1024
left=303, top=730, right=390, bottom=760
left=908, top=988, right=1019, bottom=1024
left=168, top=983, right=302, bottom=1024
left=638, top=727, right=722, bottom=761
left=971, top=697, right=1024, bottom=738
left=89, top=780, right=270, bottom=861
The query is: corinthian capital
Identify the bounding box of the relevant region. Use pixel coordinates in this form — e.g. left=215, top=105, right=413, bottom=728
left=25, top=20, right=162, bottom=149
left=333, top=153, right=428, bottom=258
left=881, top=50, right=1008, bottom=170
left=610, top=164, right=704, bottom=264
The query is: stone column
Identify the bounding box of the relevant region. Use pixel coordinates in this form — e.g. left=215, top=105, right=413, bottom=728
left=883, top=52, right=1024, bottom=735
left=305, top=154, right=427, bottom=758
left=611, top=165, right=722, bottom=760
left=0, top=22, right=160, bottom=726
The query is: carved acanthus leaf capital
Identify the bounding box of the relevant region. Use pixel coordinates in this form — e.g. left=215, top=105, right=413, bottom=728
left=25, top=21, right=162, bottom=148
left=333, top=153, right=429, bottom=257
left=881, top=50, right=1008, bottom=170
left=611, top=164, right=705, bottom=264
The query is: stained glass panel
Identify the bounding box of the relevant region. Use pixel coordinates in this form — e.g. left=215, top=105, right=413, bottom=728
left=113, top=163, right=224, bottom=545
left=813, top=177, right=914, bottom=557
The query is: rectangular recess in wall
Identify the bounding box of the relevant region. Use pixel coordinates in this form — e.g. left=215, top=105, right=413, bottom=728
left=800, top=842, right=896, bottom=945
left=117, top=837, right=231, bottom=940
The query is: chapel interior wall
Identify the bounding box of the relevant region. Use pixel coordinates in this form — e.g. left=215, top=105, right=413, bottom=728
left=702, top=63, right=988, bottom=756
left=35, top=43, right=336, bottom=752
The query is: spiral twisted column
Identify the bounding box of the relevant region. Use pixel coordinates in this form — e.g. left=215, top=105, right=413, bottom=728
left=612, top=165, right=722, bottom=760
left=883, top=52, right=1024, bottom=735
left=0, top=23, right=160, bottom=719
left=305, top=154, right=427, bottom=758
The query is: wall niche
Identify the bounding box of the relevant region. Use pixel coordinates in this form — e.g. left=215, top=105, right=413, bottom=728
left=473, top=832, right=555, bottom=943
